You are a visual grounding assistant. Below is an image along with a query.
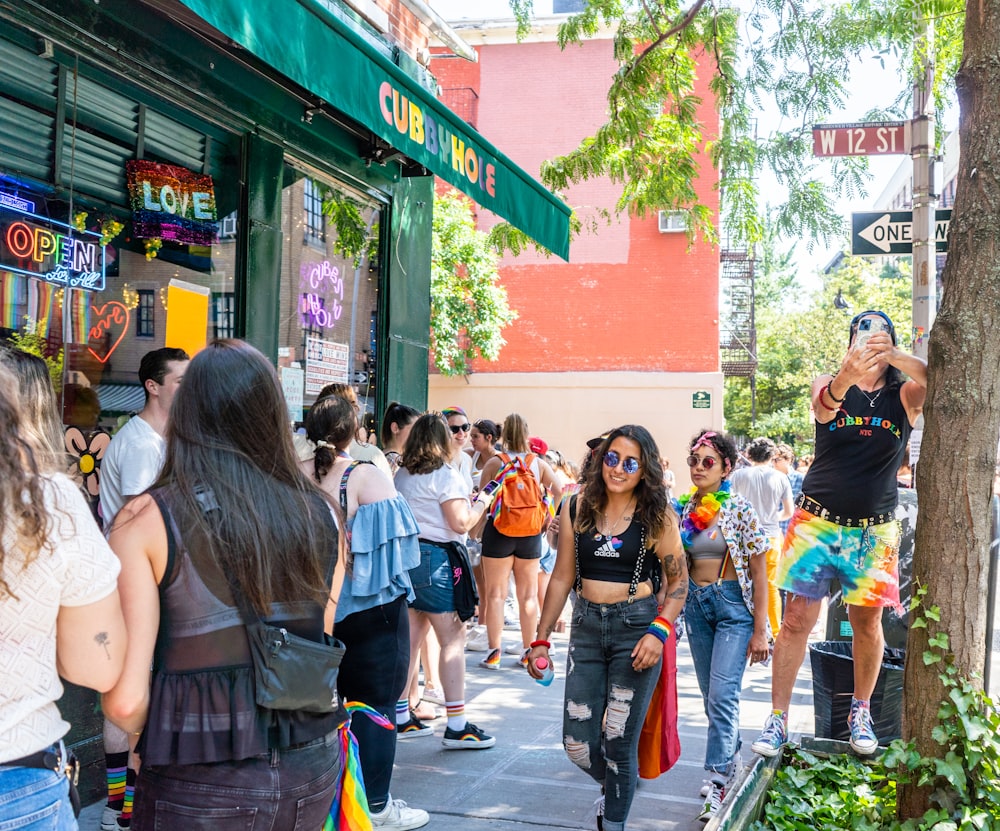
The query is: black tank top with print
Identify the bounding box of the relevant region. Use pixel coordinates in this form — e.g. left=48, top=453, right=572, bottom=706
left=576, top=519, right=646, bottom=584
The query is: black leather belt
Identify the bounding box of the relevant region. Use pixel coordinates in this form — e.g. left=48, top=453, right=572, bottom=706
left=797, top=494, right=893, bottom=528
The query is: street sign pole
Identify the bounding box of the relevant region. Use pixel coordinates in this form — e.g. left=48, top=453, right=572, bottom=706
left=911, top=12, right=936, bottom=361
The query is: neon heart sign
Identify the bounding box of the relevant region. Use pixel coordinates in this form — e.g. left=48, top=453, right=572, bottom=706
left=88, top=301, right=130, bottom=363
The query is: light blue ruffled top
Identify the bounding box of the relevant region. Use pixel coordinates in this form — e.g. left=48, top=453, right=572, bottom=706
left=336, top=494, right=420, bottom=622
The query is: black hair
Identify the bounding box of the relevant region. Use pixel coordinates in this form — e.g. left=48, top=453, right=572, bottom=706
left=848, top=311, right=904, bottom=387
left=306, top=395, right=358, bottom=482
left=472, top=418, right=500, bottom=442
left=139, top=347, right=189, bottom=403
left=380, top=401, right=420, bottom=448
left=687, top=430, right=739, bottom=479
left=744, top=437, right=776, bottom=463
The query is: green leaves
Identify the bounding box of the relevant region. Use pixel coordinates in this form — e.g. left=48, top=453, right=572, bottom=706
left=430, top=190, right=517, bottom=376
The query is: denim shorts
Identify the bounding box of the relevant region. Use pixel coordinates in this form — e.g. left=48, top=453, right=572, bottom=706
left=407, top=541, right=455, bottom=614
left=0, top=766, right=76, bottom=831
left=779, top=507, right=901, bottom=610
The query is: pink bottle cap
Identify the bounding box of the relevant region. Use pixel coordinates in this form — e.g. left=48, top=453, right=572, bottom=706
left=535, top=658, right=549, bottom=670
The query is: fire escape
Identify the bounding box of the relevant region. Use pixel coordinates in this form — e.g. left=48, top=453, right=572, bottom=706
left=719, top=248, right=758, bottom=423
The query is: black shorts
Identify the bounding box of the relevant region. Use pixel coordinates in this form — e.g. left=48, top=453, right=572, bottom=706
left=481, top=520, right=542, bottom=560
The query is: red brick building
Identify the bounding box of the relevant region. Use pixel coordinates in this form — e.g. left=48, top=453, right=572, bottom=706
left=427, top=14, right=724, bottom=476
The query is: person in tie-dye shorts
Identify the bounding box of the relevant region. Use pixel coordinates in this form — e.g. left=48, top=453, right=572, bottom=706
left=751, top=311, right=927, bottom=759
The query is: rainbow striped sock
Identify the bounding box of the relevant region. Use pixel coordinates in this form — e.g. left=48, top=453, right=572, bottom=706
left=105, top=752, right=127, bottom=809
left=445, top=701, right=465, bottom=730
left=395, top=699, right=410, bottom=725
left=117, top=767, right=136, bottom=828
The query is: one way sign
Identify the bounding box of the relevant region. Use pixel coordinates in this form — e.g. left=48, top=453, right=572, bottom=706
left=850, top=209, right=952, bottom=255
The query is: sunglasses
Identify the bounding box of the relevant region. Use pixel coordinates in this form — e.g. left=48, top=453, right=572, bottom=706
left=604, top=450, right=641, bottom=474
left=687, top=454, right=719, bottom=470
left=449, top=423, right=471, bottom=435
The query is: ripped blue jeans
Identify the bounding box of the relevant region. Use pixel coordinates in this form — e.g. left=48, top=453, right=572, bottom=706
left=563, top=595, right=660, bottom=831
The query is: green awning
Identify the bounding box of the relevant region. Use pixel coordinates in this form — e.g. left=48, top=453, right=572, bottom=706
left=176, top=0, right=571, bottom=260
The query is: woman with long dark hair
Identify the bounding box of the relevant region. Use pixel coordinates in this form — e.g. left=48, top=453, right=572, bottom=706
left=529, top=425, right=686, bottom=831
left=0, top=356, right=126, bottom=830
left=380, top=402, right=420, bottom=475
left=302, top=395, right=427, bottom=829
left=103, top=340, right=345, bottom=829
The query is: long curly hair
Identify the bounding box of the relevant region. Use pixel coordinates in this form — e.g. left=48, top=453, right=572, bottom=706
left=575, top=425, right=672, bottom=542
left=687, top=429, right=739, bottom=479
left=0, top=364, right=53, bottom=598
left=155, top=340, right=338, bottom=615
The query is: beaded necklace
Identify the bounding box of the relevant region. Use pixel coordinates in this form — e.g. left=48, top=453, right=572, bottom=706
left=673, top=481, right=731, bottom=549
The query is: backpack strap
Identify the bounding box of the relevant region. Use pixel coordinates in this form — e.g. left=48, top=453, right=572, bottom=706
left=338, top=460, right=373, bottom=511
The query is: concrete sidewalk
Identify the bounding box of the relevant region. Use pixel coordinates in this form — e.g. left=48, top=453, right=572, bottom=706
left=78, top=626, right=818, bottom=831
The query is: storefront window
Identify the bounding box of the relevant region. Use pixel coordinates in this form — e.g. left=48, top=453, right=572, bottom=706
left=276, top=162, right=383, bottom=425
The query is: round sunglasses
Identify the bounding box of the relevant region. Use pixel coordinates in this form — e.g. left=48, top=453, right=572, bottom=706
left=687, top=454, right=719, bottom=470
left=449, top=423, right=471, bottom=435
left=604, top=450, right=641, bottom=474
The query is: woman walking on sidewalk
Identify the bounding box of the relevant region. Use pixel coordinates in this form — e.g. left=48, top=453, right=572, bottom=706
left=528, top=425, right=686, bottom=831
left=678, top=430, right=771, bottom=822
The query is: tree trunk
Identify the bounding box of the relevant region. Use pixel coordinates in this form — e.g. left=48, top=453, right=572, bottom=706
left=898, top=0, right=1000, bottom=818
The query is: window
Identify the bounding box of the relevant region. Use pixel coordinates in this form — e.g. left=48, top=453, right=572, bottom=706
left=137, top=290, right=155, bottom=337
left=304, top=178, right=326, bottom=245
left=212, top=292, right=236, bottom=339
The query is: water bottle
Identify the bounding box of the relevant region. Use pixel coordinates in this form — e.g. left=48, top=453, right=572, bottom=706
left=534, top=656, right=555, bottom=687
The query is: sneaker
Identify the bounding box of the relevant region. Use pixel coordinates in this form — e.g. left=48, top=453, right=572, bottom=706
left=465, top=626, right=490, bottom=652
left=396, top=713, right=433, bottom=739
left=101, top=807, right=122, bottom=831
left=515, top=647, right=530, bottom=667
left=751, top=712, right=788, bottom=757
left=479, top=648, right=501, bottom=670
left=848, top=702, right=879, bottom=755
left=698, top=778, right=726, bottom=822
left=699, top=780, right=713, bottom=797
left=421, top=685, right=446, bottom=707
left=593, top=794, right=605, bottom=831
left=442, top=721, right=496, bottom=749
left=370, top=796, right=430, bottom=830
left=504, top=642, right=526, bottom=655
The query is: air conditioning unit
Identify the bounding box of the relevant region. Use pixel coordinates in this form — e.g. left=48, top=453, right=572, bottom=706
left=657, top=210, right=687, bottom=233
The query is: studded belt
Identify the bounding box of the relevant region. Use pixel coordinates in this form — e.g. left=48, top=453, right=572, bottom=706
left=796, top=494, right=893, bottom=528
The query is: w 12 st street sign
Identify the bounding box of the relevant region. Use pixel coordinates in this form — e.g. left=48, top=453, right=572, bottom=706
left=813, top=121, right=911, bottom=157
left=851, top=209, right=952, bottom=255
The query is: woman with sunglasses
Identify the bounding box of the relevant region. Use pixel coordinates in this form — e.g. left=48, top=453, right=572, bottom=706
left=477, top=414, right=562, bottom=670
left=753, top=310, right=926, bottom=760
left=676, top=430, right=770, bottom=821
left=528, top=426, right=685, bottom=831
left=441, top=406, right=475, bottom=492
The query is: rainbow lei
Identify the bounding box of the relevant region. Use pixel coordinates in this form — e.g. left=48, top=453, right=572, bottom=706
left=323, top=702, right=394, bottom=831
left=673, top=481, right=731, bottom=549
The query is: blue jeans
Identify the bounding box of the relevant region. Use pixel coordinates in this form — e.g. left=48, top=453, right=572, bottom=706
left=0, top=766, right=76, bottom=830
left=564, top=595, right=660, bottom=831
left=133, top=730, right=340, bottom=830
left=684, top=579, right=754, bottom=776
left=335, top=595, right=410, bottom=812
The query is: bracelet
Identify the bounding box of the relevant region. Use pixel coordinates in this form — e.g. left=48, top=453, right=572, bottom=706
left=825, top=381, right=845, bottom=403
left=646, top=617, right=672, bottom=643
left=530, top=639, right=551, bottom=649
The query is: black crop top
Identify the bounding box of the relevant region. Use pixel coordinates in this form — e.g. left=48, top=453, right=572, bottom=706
left=576, top=519, right=648, bottom=584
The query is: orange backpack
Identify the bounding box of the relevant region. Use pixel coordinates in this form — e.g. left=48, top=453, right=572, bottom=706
left=492, top=453, right=546, bottom=537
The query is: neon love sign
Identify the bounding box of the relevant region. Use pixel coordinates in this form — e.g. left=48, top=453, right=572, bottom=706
left=88, top=302, right=130, bottom=363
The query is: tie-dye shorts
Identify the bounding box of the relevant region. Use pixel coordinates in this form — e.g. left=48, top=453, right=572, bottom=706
left=777, top=507, right=901, bottom=610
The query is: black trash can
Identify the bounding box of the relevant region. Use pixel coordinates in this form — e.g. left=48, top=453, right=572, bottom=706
left=808, top=641, right=905, bottom=744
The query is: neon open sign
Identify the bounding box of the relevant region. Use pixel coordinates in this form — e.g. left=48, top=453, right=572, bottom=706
left=0, top=199, right=105, bottom=291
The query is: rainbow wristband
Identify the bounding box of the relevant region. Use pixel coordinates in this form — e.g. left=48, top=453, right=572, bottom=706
left=646, top=617, right=672, bottom=643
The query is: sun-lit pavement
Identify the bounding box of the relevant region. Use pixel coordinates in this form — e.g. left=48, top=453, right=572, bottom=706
left=79, top=615, right=820, bottom=831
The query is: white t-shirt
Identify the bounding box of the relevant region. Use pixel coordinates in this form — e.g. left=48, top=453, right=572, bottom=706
left=100, top=414, right=165, bottom=526
left=0, top=474, right=120, bottom=762
left=728, top=465, right=792, bottom=538
left=394, top=464, right=469, bottom=543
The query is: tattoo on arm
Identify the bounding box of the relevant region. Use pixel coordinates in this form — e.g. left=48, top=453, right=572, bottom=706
left=667, top=586, right=687, bottom=600
left=661, top=553, right=683, bottom=579
left=94, top=632, right=111, bottom=659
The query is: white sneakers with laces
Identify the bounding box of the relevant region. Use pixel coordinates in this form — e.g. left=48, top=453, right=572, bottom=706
left=369, top=796, right=429, bottom=830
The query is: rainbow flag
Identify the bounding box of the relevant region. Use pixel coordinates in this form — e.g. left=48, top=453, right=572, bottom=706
left=0, top=271, right=26, bottom=329
left=68, top=290, right=90, bottom=344
left=27, top=278, right=54, bottom=336
left=323, top=702, right=393, bottom=831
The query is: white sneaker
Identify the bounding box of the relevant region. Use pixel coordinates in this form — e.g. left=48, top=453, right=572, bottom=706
left=101, top=807, right=122, bottom=831
left=465, top=625, right=490, bottom=652
left=503, top=643, right=526, bottom=655
left=421, top=685, right=445, bottom=707
left=370, top=796, right=429, bottom=830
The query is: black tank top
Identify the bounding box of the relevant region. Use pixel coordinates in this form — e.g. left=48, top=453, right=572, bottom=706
left=803, top=382, right=911, bottom=518
left=576, top=519, right=647, bottom=584
left=139, top=488, right=343, bottom=766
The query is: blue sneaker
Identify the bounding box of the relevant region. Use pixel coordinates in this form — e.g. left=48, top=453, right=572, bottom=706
left=848, top=701, right=878, bottom=755
left=751, top=712, right=788, bottom=757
